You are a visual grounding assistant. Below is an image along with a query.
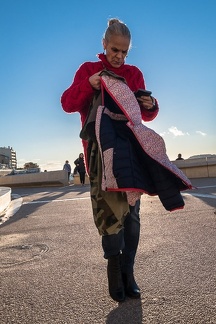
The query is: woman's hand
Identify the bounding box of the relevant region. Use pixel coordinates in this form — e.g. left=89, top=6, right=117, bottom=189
left=89, top=71, right=102, bottom=90
left=137, top=96, right=156, bottom=110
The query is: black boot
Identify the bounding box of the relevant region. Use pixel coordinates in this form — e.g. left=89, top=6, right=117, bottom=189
left=122, top=272, right=141, bottom=299
left=107, top=255, right=125, bottom=302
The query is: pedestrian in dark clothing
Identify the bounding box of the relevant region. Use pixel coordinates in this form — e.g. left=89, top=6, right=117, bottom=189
left=74, top=153, right=86, bottom=185
left=176, top=153, right=184, bottom=160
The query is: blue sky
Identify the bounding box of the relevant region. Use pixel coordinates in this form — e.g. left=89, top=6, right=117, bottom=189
left=0, top=0, right=215, bottom=171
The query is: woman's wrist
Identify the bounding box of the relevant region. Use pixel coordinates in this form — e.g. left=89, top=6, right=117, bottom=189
left=151, top=96, right=156, bottom=107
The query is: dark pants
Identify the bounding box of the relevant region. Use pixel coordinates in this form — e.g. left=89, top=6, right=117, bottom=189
left=102, top=200, right=140, bottom=274
left=79, top=172, right=85, bottom=184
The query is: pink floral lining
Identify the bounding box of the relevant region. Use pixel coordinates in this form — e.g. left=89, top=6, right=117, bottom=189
left=95, top=75, right=192, bottom=206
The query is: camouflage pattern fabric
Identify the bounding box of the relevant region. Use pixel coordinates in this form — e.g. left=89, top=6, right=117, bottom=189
left=88, top=141, right=129, bottom=236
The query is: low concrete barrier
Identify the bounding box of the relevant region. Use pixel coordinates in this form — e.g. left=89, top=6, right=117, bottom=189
left=0, top=157, right=215, bottom=188
left=173, top=157, right=216, bottom=178
left=0, top=170, right=69, bottom=187
left=73, top=158, right=216, bottom=184
left=0, top=187, right=11, bottom=214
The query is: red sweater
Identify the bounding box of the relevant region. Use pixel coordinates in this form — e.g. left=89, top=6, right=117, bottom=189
left=61, top=53, right=159, bottom=160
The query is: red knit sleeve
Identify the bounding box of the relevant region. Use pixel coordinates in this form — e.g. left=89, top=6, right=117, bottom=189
left=61, top=63, right=95, bottom=116
left=140, top=102, right=159, bottom=121
left=132, top=66, right=159, bottom=122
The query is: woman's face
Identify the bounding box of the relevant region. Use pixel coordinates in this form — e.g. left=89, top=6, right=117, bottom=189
left=103, top=35, right=130, bottom=68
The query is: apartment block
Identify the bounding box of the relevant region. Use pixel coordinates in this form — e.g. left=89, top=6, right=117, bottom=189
left=0, top=146, right=17, bottom=169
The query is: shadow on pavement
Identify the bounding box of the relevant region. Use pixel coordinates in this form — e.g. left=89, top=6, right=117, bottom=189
left=0, top=184, right=90, bottom=228
left=106, top=298, right=143, bottom=324
left=186, top=177, right=216, bottom=209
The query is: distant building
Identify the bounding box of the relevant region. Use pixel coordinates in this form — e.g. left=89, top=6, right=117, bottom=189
left=0, top=154, right=9, bottom=168
left=0, top=146, right=17, bottom=169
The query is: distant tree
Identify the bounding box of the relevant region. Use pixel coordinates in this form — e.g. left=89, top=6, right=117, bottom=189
left=24, top=162, right=39, bottom=169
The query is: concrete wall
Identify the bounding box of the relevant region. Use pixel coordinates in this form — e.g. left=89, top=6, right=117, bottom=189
left=0, top=170, right=69, bottom=187
left=74, top=158, right=216, bottom=184
left=173, top=157, right=216, bottom=178
left=0, top=187, right=11, bottom=214
left=0, top=157, right=215, bottom=188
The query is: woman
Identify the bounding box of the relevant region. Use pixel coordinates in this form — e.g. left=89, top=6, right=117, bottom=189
left=74, top=153, right=86, bottom=185
left=61, top=18, right=191, bottom=302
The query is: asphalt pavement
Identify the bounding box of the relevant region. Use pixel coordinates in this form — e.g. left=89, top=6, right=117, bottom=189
left=0, top=177, right=216, bottom=324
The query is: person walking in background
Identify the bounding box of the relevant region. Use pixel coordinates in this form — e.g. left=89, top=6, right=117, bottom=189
left=63, top=160, right=71, bottom=181
left=176, top=153, right=184, bottom=160
left=74, top=153, right=86, bottom=185
left=61, top=18, right=192, bottom=303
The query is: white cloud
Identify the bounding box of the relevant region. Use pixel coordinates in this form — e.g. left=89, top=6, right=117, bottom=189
left=159, top=131, right=167, bottom=137
left=196, top=130, right=207, bottom=136
left=168, top=126, right=185, bottom=136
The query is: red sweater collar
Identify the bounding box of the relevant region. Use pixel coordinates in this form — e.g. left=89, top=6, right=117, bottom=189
left=97, top=53, right=126, bottom=73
